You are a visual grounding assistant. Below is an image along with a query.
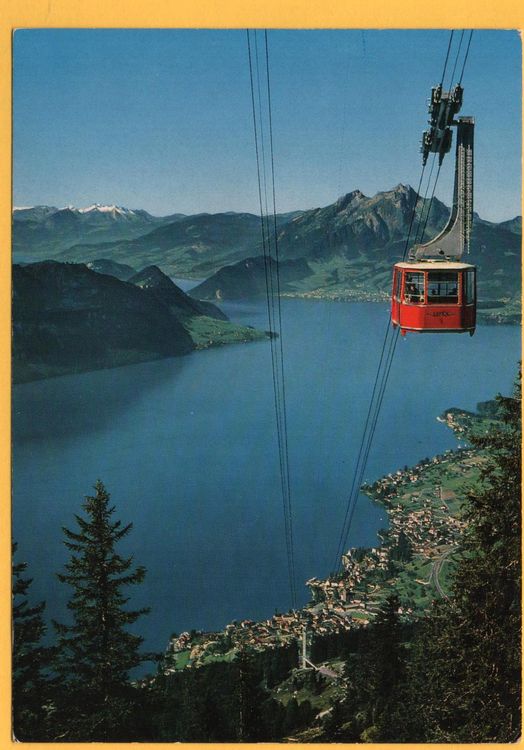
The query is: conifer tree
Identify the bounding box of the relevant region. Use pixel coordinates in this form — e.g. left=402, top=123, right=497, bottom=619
left=52, top=480, right=151, bottom=741
left=237, top=647, right=267, bottom=741
left=323, top=594, right=406, bottom=741
left=407, top=371, right=521, bottom=742
left=12, top=543, right=52, bottom=741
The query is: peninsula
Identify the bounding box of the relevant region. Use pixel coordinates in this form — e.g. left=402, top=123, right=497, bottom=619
left=12, top=261, right=269, bottom=383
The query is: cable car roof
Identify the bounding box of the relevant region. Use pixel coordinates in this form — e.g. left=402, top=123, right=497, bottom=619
left=394, top=261, right=475, bottom=271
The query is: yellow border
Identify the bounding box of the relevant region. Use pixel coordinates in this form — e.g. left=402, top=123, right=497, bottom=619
left=2, top=2, right=523, bottom=750
left=1, top=0, right=524, bottom=27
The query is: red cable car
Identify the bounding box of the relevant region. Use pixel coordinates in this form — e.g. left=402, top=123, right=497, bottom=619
left=391, top=261, right=476, bottom=335
left=391, top=89, right=477, bottom=336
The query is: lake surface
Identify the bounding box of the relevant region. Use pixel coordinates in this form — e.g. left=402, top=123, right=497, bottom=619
left=12, top=299, right=520, bottom=665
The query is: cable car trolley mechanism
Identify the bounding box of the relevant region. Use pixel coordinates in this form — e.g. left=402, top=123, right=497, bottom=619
left=391, top=84, right=476, bottom=335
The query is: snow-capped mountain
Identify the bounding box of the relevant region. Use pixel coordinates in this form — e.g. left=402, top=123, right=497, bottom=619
left=76, top=204, right=130, bottom=214
left=12, top=203, right=177, bottom=261
left=14, top=203, right=158, bottom=220
left=63, top=204, right=154, bottom=220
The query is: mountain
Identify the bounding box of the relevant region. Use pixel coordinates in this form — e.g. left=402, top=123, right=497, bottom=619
left=497, top=216, right=522, bottom=235
left=49, top=184, right=513, bottom=273
left=272, top=185, right=443, bottom=261
left=13, top=205, right=266, bottom=270
left=13, top=205, right=60, bottom=222
left=85, top=258, right=136, bottom=281
left=185, top=186, right=520, bottom=314
left=56, top=212, right=265, bottom=277
left=12, top=261, right=267, bottom=383
left=12, top=204, right=177, bottom=262
left=12, top=261, right=194, bottom=382
left=190, top=256, right=312, bottom=300
left=128, top=265, right=228, bottom=320
left=63, top=184, right=446, bottom=275
left=126, top=265, right=268, bottom=348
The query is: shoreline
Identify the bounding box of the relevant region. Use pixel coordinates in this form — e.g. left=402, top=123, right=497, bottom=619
left=280, top=290, right=521, bottom=324
left=158, top=407, right=489, bottom=676
left=12, top=324, right=271, bottom=385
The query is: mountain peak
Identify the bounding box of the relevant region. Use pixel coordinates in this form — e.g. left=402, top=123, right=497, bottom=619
left=128, top=265, right=176, bottom=291
left=335, top=189, right=368, bottom=211
left=74, top=204, right=134, bottom=216
left=393, top=182, right=412, bottom=192
left=374, top=183, right=419, bottom=211
left=380, top=183, right=415, bottom=199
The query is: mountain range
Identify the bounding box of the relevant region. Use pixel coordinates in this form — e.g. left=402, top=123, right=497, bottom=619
left=12, top=204, right=186, bottom=261
left=189, top=187, right=521, bottom=323
left=13, top=186, right=521, bottom=320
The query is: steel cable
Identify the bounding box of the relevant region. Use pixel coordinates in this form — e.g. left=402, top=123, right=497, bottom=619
left=458, top=31, right=474, bottom=85
left=247, top=29, right=297, bottom=609
left=330, top=166, right=427, bottom=573
left=448, top=30, right=465, bottom=87
left=440, top=31, right=454, bottom=86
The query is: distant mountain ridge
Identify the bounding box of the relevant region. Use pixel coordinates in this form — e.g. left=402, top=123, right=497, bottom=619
left=12, top=203, right=301, bottom=267
left=14, top=203, right=168, bottom=220
left=12, top=204, right=187, bottom=262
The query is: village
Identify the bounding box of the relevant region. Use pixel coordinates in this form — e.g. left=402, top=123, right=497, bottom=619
left=282, top=287, right=390, bottom=303
left=161, top=416, right=486, bottom=675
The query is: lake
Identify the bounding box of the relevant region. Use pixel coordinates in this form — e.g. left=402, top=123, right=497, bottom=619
left=12, top=298, right=520, bottom=665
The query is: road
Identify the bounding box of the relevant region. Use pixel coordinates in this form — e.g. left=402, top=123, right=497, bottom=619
left=430, top=547, right=456, bottom=599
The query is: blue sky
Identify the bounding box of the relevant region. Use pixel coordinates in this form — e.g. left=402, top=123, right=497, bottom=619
left=13, top=29, right=521, bottom=221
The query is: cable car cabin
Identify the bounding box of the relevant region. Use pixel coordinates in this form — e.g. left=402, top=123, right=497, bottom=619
left=391, top=261, right=476, bottom=336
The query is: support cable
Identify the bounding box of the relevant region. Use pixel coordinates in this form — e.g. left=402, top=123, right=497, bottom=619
left=413, top=153, right=438, bottom=247
left=448, top=30, right=465, bottom=87
left=440, top=31, right=454, bottom=86
left=418, top=162, right=443, bottom=245
left=458, top=31, right=474, bottom=85
left=247, top=29, right=297, bottom=609
left=264, top=30, right=298, bottom=607
left=252, top=31, right=285, bottom=458
left=330, top=166, right=426, bottom=573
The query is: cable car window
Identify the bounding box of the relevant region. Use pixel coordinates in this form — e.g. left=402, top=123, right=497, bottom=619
left=464, top=269, right=475, bottom=304
left=427, top=271, right=458, bottom=304
left=404, top=272, right=424, bottom=304
left=394, top=270, right=402, bottom=300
